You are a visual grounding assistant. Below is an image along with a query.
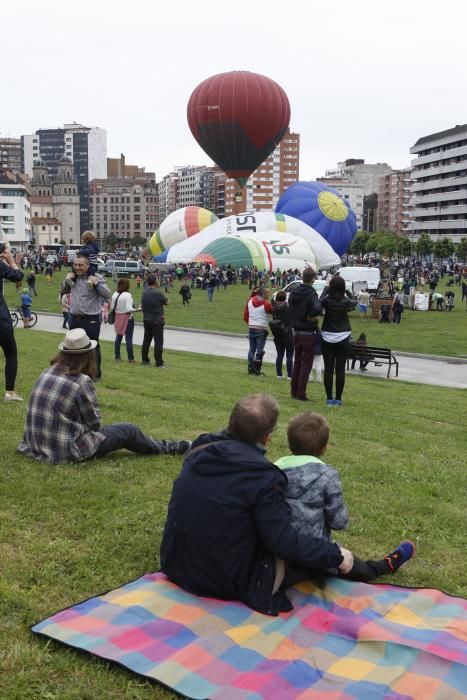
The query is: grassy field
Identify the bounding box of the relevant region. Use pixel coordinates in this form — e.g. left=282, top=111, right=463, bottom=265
left=1, top=330, right=466, bottom=699
left=5, top=271, right=467, bottom=357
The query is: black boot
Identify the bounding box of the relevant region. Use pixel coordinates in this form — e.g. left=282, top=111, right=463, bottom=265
left=252, top=351, right=265, bottom=376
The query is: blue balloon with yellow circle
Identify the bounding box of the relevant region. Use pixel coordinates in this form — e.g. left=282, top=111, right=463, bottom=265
left=275, top=181, right=357, bottom=256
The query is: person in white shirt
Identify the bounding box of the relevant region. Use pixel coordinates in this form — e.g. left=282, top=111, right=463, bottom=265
left=110, top=278, right=140, bottom=362
left=357, top=288, right=370, bottom=320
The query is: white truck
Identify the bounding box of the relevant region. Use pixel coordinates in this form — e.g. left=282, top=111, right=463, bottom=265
left=338, top=266, right=381, bottom=294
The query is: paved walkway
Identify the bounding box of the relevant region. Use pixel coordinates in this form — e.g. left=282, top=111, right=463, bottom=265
left=32, top=314, right=467, bottom=390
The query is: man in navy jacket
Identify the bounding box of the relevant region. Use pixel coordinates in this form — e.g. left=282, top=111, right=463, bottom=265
left=160, top=394, right=353, bottom=615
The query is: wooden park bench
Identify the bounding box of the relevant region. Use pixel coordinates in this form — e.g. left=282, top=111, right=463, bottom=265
left=346, top=344, right=399, bottom=378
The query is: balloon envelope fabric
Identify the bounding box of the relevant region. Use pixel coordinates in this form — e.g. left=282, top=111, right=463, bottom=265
left=32, top=573, right=467, bottom=699
left=276, top=181, right=358, bottom=256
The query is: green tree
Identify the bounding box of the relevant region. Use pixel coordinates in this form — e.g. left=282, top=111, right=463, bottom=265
left=415, top=232, right=433, bottom=258
left=433, top=237, right=455, bottom=259
left=398, top=236, right=412, bottom=257
left=131, top=235, right=146, bottom=247
left=455, top=237, right=467, bottom=260
left=103, top=234, right=118, bottom=251
left=349, top=231, right=369, bottom=256
left=367, top=231, right=399, bottom=258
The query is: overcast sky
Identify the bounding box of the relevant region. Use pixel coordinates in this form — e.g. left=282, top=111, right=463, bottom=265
left=4, top=0, right=467, bottom=180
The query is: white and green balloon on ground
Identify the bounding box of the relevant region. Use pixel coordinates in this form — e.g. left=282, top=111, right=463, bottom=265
left=155, top=212, right=341, bottom=272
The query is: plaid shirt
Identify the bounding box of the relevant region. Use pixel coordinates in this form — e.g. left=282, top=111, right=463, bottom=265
left=17, top=366, right=105, bottom=464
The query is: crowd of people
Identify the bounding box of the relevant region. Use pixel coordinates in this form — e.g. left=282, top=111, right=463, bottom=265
left=245, top=268, right=359, bottom=405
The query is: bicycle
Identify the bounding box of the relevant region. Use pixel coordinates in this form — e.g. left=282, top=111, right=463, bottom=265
left=10, top=306, right=38, bottom=328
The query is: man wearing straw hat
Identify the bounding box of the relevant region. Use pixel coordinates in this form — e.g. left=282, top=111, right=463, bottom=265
left=18, top=328, right=191, bottom=464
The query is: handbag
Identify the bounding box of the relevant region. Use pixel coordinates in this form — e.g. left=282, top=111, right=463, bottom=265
left=107, top=292, right=122, bottom=325
left=269, top=318, right=287, bottom=336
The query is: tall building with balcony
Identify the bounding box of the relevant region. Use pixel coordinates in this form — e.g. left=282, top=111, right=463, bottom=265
left=157, top=172, right=179, bottom=223
left=88, top=175, right=158, bottom=245
left=22, top=123, right=107, bottom=233
left=410, top=124, right=467, bottom=242
left=0, top=138, right=22, bottom=173
left=157, top=166, right=225, bottom=222
left=224, top=128, right=300, bottom=215
left=377, top=169, right=413, bottom=235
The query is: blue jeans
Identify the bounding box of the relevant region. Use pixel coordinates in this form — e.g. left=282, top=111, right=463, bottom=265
left=207, top=287, right=215, bottom=301
left=94, top=423, right=169, bottom=457
left=115, top=317, right=134, bottom=360
left=248, top=329, right=267, bottom=365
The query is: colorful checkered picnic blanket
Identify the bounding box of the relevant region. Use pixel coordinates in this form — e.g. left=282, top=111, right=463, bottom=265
left=32, top=572, right=467, bottom=699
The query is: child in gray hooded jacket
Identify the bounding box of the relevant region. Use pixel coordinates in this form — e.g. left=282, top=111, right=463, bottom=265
left=275, top=412, right=415, bottom=580
left=275, top=412, right=348, bottom=541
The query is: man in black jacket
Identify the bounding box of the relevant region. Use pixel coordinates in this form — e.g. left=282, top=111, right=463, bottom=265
left=160, top=394, right=354, bottom=616
left=288, top=267, right=322, bottom=401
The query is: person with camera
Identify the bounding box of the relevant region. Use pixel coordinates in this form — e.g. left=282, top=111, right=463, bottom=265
left=0, top=244, right=24, bottom=401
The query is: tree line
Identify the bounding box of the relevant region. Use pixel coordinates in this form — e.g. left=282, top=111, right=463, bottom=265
left=349, top=231, right=467, bottom=260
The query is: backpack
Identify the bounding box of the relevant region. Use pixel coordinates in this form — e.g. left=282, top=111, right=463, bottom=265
left=269, top=318, right=287, bottom=337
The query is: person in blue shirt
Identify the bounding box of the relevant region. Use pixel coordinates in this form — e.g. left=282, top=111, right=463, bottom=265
left=20, top=288, right=33, bottom=328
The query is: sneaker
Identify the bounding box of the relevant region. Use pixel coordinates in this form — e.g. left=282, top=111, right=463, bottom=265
left=166, top=440, right=192, bottom=456
left=4, top=391, right=23, bottom=402
left=276, top=375, right=284, bottom=379
left=141, top=361, right=151, bottom=366
left=334, top=400, right=342, bottom=406
left=384, top=540, right=415, bottom=573
left=326, top=399, right=335, bottom=406
left=128, top=359, right=136, bottom=363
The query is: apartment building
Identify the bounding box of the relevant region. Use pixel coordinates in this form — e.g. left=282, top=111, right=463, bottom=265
left=22, top=123, right=107, bottom=233
left=325, top=159, right=392, bottom=197
left=377, top=169, right=413, bottom=235
left=410, top=124, right=467, bottom=242
left=88, top=175, right=158, bottom=244
left=0, top=138, right=22, bottom=173
left=0, top=170, right=31, bottom=248
left=224, top=128, right=300, bottom=215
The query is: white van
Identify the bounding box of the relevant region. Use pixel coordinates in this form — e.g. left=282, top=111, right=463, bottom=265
left=99, top=259, right=147, bottom=278
left=337, top=266, right=380, bottom=293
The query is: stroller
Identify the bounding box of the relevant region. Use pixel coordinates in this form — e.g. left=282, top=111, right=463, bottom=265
left=379, top=304, right=391, bottom=323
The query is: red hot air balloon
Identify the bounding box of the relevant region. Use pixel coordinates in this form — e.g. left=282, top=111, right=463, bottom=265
left=187, top=71, right=290, bottom=188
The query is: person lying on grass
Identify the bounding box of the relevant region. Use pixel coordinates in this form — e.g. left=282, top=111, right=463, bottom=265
left=17, top=328, right=191, bottom=464
left=160, top=393, right=413, bottom=617
left=275, top=411, right=414, bottom=582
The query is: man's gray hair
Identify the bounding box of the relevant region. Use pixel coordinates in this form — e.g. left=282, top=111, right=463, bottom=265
left=228, top=394, right=279, bottom=445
